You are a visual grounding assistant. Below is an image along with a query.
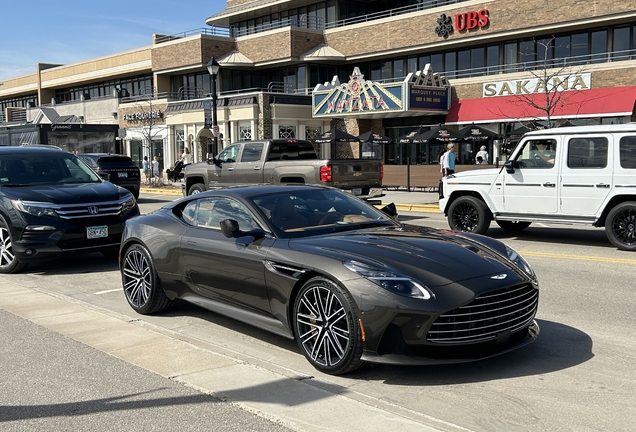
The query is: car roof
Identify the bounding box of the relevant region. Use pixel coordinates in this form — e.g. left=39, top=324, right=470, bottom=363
left=0, top=145, right=67, bottom=154
left=524, top=123, right=636, bottom=136
left=78, top=153, right=132, bottom=160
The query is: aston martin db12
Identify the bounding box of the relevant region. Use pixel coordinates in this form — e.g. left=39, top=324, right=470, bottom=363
left=120, top=185, right=539, bottom=375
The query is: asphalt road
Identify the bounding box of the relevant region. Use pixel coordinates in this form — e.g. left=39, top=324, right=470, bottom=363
left=1, top=191, right=635, bottom=431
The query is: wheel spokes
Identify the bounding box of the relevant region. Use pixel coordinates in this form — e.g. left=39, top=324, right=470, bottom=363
left=123, top=249, right=151, bottom=307
left=613, top=210, right=636, bottom=245
left=453, top=203, right=478, bottom=231
left=296, top=285, right=351, bottom=367
left=0, top=228, right=15, bottom=267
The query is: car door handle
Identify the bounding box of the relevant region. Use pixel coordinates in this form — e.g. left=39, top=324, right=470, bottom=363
left=227, top=167, right=234, bottom=171
left=543, top=182, right=555, bottom=187
left=596, top=183, right=610, bottom=188
left=187, top=241, right=197, bottom=246
left=253, top=166, right=261, bottom=170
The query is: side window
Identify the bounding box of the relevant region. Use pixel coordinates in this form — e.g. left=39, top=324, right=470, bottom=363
left=194, top=197, right=258, bottom=230
left=217, top=144, right=240, bottom=163
left=240, top=143, right=264, bottom=162
left=619, top=136, right=636, bottom=169
left=182, top=201, right=197, bottom=225
left=567, top=137, right=608, bottom=168
left=514, top=139, right=557, bottom=169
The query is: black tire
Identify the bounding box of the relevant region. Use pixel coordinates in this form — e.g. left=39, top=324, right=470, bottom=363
left=188, top=183, right=206, bottom=195
left=121, top=243, right=173, bottom=314
left=447, top=196, right=492, bottom=234
left=496, top=221, right=532, bottom=232
left=0, top=220, right=27, bottom=274
left=293, top=277, right=364, bottom=375
left=605, top=202, right=636, bottom=251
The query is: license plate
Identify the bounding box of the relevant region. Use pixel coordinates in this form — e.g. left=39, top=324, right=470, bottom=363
left=118, top=172, right=128, bottom=178
left=87, top=225, right=108, bottom=239
left=352, top=188, right=362, bottom=196
left=369, top=187, right=383, bottom=197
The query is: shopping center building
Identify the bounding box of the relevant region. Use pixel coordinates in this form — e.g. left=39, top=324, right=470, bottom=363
left=1, top=0, right=635, bottom=184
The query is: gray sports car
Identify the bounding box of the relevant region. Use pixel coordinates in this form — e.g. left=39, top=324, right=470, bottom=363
left=120, top=185, right=539, bottom=375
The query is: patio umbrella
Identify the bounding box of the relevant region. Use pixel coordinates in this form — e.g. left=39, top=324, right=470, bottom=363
left=313, top=127, right=359, bottom=144
left=506, top=124, right=547, bottom=137
left=397, top=126, right=430, bottom=144
left=409, top=125, right=464, bottom=143
left=357, top=129, right=393, bottom=144
left=458, top=124, right=500, bottom=141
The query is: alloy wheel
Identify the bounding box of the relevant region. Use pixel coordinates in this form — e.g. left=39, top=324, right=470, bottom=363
left=0, top=227, right=15, bottom=268
left=296, top=285, right=351, bottom=367
left=611, top=207, right=636, bottom=246
left=452, top=202, right=479, bottom=231
left=122, top=247, right=152, bottom=308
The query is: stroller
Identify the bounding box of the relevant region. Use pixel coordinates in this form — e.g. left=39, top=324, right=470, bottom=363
left=166, top=160, right=185, bottom=182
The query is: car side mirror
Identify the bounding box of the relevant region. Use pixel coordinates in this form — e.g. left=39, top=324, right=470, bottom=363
left=207, top=157, right=221, bottom=166
left=220, top=219, right=265, bottom=239
left=504, top=160, right=515, bottom=174
left=97, top=171, right=111, bottom=181
left=379, top=202, right=398, bottom=219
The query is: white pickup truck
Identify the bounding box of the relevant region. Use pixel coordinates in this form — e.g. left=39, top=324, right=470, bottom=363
left=439, top=123, right=636, bottom=250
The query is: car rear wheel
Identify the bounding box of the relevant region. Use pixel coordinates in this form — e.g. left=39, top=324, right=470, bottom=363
left=293, top=277, right=364, bottom=375
left=448, top=196, right=491, bottom=234
left=188, top=183, right=206, bottom=195
left=496, top=221, right=532, bottom=232
left=121, top=243, right=173, bottom=314
left=605, top=202, right=636, bottom=251
left=0, top=221, right=27, bottom=274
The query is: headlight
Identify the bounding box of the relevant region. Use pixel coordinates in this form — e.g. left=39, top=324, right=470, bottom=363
left=343, top=261, right=434, bottom=300
left=121, top=197, right=136, bottom=214
left=505, top=244, right=537, bottom=283
left=12, top=200, right=59, bottom=218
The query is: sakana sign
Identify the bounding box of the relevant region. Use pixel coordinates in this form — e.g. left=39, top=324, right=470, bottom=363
left=483, top=73, right=591, bottom=97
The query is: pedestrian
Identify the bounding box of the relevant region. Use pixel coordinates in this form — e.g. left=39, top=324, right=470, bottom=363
left=440, top=143, right=456, bottom=177
left=181, top=147, right=192, bottom=166
left=151, top=156, right=160, bottom=184
left=142, top=156, right=150, bottom=183
left=476, top=145, right=489, bottom=164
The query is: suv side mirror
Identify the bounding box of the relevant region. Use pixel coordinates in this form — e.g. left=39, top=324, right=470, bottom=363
left=503, top=160, right=515, bottom=174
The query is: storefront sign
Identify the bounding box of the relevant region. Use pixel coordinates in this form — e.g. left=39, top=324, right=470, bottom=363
left=312, top=67, right=403, bottom=118
left=436, top=9, right=489, bottom=37
left=483, top=73, right=591, bottom=97
left=123, top=110, right=163, bottom=121
left=405, top=65, right=451, bottom=112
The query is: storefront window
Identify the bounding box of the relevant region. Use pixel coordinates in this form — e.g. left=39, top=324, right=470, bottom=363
left=278, top=125, right=296, bottom=139
left=305, top=126, right=322, bottom=140
left=174, top=129, right=185, bottom=161
left=239, top=126, right=252, bottom=140
left=48, top=131, right=115, bottom=153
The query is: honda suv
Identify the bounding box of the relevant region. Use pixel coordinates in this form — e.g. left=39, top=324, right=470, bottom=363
left=78, top=153, right=141, bottom=199
left=0, top=146, right=139, bottom=273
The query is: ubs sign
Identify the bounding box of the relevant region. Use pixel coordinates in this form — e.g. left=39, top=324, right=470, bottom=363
left=435, top=9, right=489, bottom=37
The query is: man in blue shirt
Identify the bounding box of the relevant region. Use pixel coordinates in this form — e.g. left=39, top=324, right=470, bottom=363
left=440, top=143, right=456, bottom=176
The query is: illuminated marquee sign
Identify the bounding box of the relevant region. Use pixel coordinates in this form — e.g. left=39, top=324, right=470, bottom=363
left=312, top=67, right=403, bottom=118
left=483, top=73, right=591, bottom=97
left=406, top=65, right=451, bottom=111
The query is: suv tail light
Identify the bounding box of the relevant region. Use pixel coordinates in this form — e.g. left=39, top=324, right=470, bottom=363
left=320, top=165, right=332, bottom=182
left=379, top=163, right=384, bottom=180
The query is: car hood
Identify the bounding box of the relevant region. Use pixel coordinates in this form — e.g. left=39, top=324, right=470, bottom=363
left=0, top=181, right=127, bottom=204
left=289, top=225, right=522, bottom=287
left=448, top=167, right=502, bottom=180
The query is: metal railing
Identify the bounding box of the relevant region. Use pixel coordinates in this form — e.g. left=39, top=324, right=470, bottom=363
left=154, top=27, right=231, bottom=44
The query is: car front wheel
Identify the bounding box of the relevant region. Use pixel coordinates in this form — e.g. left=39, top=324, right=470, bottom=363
left=188, top=183, right=206, bottom=195
left=0, top=221, right=27, bottom=274
left=605, top=202, right=636, bottom=251
left=293, top=277, right=364, bottom=375
left=448, top=196, right=491, bottom=234
left=121, top=243, right=173, bottom=314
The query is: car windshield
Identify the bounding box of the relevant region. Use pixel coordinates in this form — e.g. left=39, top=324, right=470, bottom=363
left=0, top=152, right=101, bottom=186
left=250, top=188, right=395, bottom=238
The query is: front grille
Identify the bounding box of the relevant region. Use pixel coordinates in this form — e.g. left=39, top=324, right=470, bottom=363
left=427, top=284, right=538, bottom=344
left=54, top=198, right=132, bottom=220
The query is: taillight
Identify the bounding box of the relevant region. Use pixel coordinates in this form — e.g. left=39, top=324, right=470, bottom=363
left=379, top=163, right=384, bottom=180
left=320, top=165, right=332, bottom=182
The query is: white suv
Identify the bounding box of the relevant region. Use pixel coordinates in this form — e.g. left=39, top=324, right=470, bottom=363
left=439, top=123, right=636, bottom=251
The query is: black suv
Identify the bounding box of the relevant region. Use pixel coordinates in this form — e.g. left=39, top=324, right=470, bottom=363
left=0, top=146, right=139, bottom=273
left=78, top=153, right=141, bottom=199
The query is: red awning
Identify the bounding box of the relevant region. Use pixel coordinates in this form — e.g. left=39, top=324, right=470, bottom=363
left=446, top=86, right=636, bottom=124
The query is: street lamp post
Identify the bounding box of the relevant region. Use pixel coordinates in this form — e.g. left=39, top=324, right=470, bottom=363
left=206, top=57, right=220, bottom=155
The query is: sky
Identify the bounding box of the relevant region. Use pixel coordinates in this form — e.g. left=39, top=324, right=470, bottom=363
left=0, top=0, right=226, bottom=81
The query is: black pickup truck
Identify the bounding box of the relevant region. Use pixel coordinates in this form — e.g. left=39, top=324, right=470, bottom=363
left=182, top=139, right=384, bottom=201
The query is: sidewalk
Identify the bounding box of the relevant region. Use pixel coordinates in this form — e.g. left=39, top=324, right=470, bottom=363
left=139, top=184, right=441, bottom=213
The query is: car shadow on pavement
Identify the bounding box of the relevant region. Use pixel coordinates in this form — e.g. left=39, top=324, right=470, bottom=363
left=19, top=253, right=119, bottom=275
left=487, top=226, right=612, bottom=249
